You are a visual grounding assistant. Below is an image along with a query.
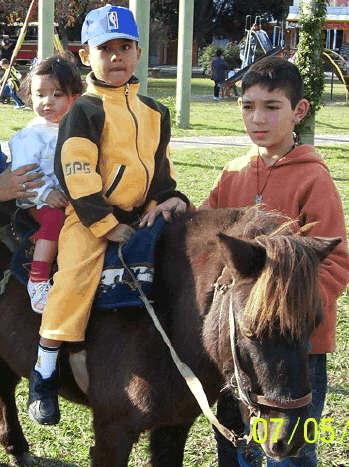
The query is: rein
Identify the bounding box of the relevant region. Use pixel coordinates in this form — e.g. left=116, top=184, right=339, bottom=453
left=225, top=278, right=312, bottom=412
left=117, top=244, right=246, bottom=447
left=0, top=269, right=11, bottom=296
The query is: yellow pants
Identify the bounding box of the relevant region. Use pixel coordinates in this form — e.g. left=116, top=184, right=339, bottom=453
left=40, top=207, right=107, bottom=342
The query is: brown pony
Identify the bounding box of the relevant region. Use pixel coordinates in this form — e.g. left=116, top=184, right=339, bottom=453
left=0, top=206, right=339, bottom=466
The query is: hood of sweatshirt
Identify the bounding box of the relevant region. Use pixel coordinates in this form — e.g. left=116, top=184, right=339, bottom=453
left=247, top=144, right=328, bottom=171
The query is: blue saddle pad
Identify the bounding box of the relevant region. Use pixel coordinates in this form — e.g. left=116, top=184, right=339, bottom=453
left=10, top=228, right=36, bottom=285
left=10, top=215, right=166, bottom=310
left=94, top=216, right=166, bottom=310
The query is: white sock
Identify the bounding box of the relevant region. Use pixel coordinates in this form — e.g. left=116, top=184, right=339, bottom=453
left=34, top=344, right=60, bottom=379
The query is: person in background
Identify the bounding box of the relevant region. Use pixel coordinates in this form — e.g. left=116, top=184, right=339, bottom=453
left=0, top=35, right=14, bottom=60
left=211, top=49, right=227, bottom=101
left=0, top=58, right=26, bottom=108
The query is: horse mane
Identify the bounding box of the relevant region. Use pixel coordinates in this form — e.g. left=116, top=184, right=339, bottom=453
left=167, top=206, right=320, bottom=341
left=243, top=232, right=320, bottom=340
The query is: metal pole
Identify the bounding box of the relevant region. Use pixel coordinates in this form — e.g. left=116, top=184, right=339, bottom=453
left=330, top=70, right=334, bottom=101
left=38, top=0, right=54, bottom=60
left=129, top=0, right=150, bottom=95
left=176, top=0, right=194, bottom=129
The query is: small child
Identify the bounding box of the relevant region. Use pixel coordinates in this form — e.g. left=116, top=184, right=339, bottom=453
left=0, top=58, right=26, bottom=108
left=27, top=5, right=188, bottom=426
left=202, top=57, right=349, bottom=466
left=9, top=56, right=83, bottom=313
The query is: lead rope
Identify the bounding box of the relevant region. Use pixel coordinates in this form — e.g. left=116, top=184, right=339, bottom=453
left=117, top=243, right=244, bottom=446
left=227, top=292, right=259, bottom=442
left=0, top=269, right=11, bottom=296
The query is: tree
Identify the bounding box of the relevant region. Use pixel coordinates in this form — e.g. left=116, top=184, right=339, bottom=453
left=296, top=0, right=327, bottom=144
left=213, top=0, right=293, bottom=39
left=0, top=1, right=127, bottom=42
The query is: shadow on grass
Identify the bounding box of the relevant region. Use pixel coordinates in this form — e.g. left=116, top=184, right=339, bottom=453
left=316, top=121, right=349, bottom=131
left=174, top=161, right=224, bottom=170
left=327, top=385, right=349, bottom=396
left=190, top=124, right=242, bottom=134
left=0, top=462, right=79, bottom=467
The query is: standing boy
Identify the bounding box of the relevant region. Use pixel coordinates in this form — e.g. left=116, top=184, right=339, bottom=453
left=202, top=57, right=349, bottom=466
left=28, top=5, right=188, bottom=425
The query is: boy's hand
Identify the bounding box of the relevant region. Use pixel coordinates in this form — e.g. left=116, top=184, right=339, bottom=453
left=105, top=224, right=135, bottom=243
left=45, top=190, right=68, bottom=208
left=139, top=197, right=187, bottom=228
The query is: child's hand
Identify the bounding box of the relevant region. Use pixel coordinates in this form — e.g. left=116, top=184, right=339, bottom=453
left=139, top=197, right=187, bottom=227
left=45, top=190, right=68, bottom=208
left=105, top=224, right=135, bottom=243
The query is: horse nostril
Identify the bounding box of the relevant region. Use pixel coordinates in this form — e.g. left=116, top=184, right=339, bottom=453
left=270, top=439, right=288, bottom=458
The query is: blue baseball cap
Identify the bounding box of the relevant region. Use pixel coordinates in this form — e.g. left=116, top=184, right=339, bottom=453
left=81, top=5, right=139, bottom=47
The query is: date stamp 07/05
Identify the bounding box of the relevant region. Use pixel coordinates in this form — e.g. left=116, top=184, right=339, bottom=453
left=251, top=417, right=349, bottom=445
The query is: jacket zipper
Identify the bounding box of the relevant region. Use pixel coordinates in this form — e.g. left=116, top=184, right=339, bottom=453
left=105, top=165, right=126, bottom=198
left=125, top=83, right=149, bottom=199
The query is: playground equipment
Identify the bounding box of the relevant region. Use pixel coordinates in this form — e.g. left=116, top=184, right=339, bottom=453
left=223, top=16, right=284, bottom=91
left=322, top=48, right=349, bottom=102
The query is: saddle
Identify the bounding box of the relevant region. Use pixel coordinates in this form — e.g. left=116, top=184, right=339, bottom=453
left=8, top=210, right=166, bottom=310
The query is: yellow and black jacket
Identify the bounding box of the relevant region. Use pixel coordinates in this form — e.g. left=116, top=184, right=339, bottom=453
left=55, top=73, right=187, bottom=237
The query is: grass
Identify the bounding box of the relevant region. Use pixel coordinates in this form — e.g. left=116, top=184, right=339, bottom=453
left=1, top=77, right=349, bottom=141
left=0, top=144, right=348, bottom=466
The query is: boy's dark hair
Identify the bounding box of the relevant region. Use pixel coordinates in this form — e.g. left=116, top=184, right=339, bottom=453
left=241, top=57, right=304, bottom=109
left=216, top=49, right=223, bottom=57
left=21, top=54, right=83, bottom=104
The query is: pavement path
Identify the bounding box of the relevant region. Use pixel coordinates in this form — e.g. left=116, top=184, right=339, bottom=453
left=2, top=134, right=349, bottom=157
left=170, top=134, right=349, bottom=149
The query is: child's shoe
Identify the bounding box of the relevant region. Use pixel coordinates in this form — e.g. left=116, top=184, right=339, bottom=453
left=28, top=368, right=60, bottom=425
left=27, top=279, right=51, bottom=313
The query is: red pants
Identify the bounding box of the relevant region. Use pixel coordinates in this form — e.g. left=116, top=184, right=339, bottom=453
left=30, top=206, right=65, bottom=242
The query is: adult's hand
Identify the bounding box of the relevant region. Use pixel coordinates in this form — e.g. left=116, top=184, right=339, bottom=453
left=0, top=164, right=44, bottom=202
left=139, top=197, right=187, bottom=228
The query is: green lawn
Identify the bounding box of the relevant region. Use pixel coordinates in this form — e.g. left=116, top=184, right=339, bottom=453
left=1, top=77, right=348, bottom=141
left=0, top=145, right=348, bottom=466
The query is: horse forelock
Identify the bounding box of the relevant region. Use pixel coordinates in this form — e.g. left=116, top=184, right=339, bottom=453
left=243, top=234, right=320, bottom=341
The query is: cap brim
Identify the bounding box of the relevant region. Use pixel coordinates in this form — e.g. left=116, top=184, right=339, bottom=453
left=85, top=32, right=139, bottom=47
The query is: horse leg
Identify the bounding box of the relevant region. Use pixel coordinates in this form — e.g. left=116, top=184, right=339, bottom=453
left=0, top=359, right=33, bottom=466
left=150, top=423, right=192, bottom=467
left=90, top=416, right=138, bottom=467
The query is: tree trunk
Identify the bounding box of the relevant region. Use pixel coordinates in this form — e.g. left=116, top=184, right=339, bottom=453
left=298, top=112, right=315, bottom=145
left=296, top=0, right=326, bottom=144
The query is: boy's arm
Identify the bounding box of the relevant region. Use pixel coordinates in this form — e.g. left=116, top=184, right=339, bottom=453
left=300, top=169, right=349, bottom=306
left=55, top=100, right=118, bottom=238
left=9, top=131, right=56, bottom=205
left=143, top=105, right=189, bottom=208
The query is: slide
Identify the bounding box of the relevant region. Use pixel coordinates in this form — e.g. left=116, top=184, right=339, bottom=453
left=225, top=46, right=284, bottom=86
left=322, top=49, right=349, bottom=97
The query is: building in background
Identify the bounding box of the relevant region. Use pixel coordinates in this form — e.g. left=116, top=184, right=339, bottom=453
left=287, top=0, right=349, bottom=57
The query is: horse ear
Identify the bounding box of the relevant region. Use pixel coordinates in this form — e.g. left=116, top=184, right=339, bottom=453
left=312, top=236, right=341, bottom=261
left=217, top=233, right=266, bottom=277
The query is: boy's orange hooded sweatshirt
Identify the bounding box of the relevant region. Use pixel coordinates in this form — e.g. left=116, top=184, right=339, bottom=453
left=202, top=144, right=349, bottom=354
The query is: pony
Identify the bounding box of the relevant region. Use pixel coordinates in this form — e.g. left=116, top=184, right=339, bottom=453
left=0, top=206, right=339, bottom=466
